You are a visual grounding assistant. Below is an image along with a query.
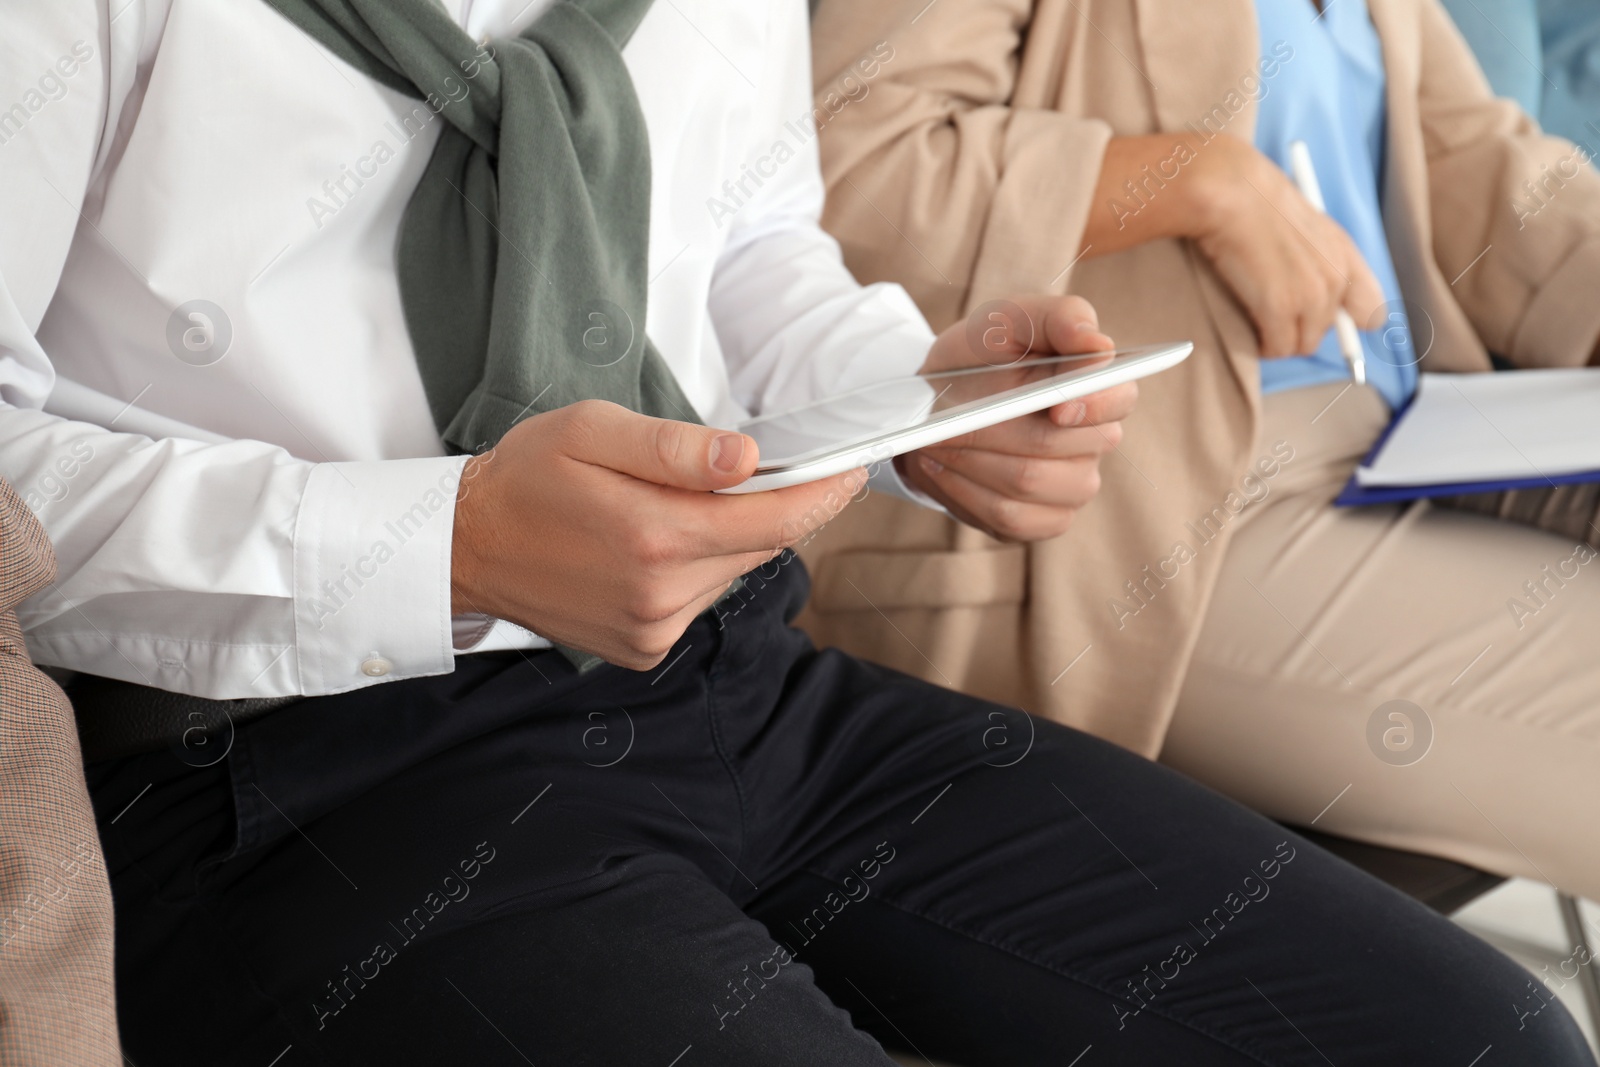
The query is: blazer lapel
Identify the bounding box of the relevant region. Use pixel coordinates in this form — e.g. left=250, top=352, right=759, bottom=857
left=1366, top=0, right=1434, bottom=331
left=1130, top=0, right=1261, bottom=138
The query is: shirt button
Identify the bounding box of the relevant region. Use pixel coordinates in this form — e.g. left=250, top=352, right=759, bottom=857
left=361, top=655, right=393, bottom=678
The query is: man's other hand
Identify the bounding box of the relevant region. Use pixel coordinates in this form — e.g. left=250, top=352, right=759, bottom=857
left=899, top=294, right=1137, bottom=543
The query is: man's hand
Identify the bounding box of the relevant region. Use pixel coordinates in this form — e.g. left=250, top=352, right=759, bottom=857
left=450, top=401, right=863, bottom=670
left=1082, top=133, right=1385, bottom=358
left=897, top=294, right=1137, bottom=542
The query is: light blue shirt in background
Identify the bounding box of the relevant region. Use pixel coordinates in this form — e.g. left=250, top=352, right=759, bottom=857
left=1439, top=0, right=1600, bottom=148
left=1538, top=0, right=1600, bottom=147
left=1438, top=0, right=1545, bottom=117
left=1253, top=0, right=1420, bottom=410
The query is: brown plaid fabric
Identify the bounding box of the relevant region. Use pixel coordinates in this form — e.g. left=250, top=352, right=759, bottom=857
left=0, top=477, right=119, bottom=1065
left=1438, top=483, right=1600, bottom=549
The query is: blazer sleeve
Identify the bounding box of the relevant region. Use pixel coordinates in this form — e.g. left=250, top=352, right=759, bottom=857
left=1417, top=0, right=1600, bottom=367
left=809, top=0, right=1113, bottom=331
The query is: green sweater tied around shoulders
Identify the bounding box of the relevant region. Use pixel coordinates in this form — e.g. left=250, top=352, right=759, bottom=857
left=264, top=0, right=695, bottom=454
left=264, top=0, right=696, bottom=671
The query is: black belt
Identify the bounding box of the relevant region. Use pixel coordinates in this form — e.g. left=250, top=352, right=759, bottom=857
left=69, top=674, right=301, bottom=765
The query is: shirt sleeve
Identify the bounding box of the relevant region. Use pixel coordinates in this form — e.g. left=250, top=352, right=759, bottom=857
left=707, top=0, right=944, bottom=504
left=0, top=3, right=463, bottom=699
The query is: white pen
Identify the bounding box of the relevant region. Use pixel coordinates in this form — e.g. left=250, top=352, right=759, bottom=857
left=1287, top=140, right=1367, bottom=387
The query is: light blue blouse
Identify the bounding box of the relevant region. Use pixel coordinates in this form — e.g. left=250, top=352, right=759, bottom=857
left=1253, top=0, right=1419, bottom=409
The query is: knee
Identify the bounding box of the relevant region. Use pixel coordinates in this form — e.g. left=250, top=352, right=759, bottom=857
left=1426, top=926, right=1595, bottom=1065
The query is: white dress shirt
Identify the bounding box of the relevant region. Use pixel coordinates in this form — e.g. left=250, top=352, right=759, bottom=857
left=0, top=0, right=935, bottom=698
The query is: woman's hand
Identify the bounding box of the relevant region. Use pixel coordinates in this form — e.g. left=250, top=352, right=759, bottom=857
left=1081, top=133, right=1385, bottom=358
left=897, top=295, right=1136, bottom=543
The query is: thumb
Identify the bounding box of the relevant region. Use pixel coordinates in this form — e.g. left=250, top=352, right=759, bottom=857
left=563, top=401, right=760, bottom=491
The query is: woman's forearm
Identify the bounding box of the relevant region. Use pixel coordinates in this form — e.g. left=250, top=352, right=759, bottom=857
left=1079, top=133, right=1227, bottom=257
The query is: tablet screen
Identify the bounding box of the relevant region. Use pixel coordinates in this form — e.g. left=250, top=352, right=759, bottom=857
left=739, top=347, right=1161, bottom=473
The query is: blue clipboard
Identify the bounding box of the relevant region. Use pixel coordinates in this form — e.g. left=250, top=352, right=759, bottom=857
left=1334, top=393, right=1600, bottom=506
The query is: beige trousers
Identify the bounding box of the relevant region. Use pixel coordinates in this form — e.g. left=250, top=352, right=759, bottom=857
left=1161, top=382, right=1600, bottom=900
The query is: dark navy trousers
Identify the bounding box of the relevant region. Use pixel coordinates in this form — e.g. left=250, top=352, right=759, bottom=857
left=90, top=556, right=1594, bottom=1066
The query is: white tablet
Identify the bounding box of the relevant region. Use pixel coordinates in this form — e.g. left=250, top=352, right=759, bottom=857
left=720, top=342, right=1193, bottom=494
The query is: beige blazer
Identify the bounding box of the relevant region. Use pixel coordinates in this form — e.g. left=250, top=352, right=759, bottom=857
left=0, top=478, right=119, bottom=1065
left=800, top=0, right=1600, bottom=756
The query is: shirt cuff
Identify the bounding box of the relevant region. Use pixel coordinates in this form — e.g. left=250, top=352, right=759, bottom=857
left=868, top=452, right=949, bottom=514
left=293, top=455, right=468, bottom=695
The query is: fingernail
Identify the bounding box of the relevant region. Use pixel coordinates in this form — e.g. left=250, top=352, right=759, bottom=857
left=710, top=434, right=745, bottom=473
left=920, top=454, right=943, bottom=475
